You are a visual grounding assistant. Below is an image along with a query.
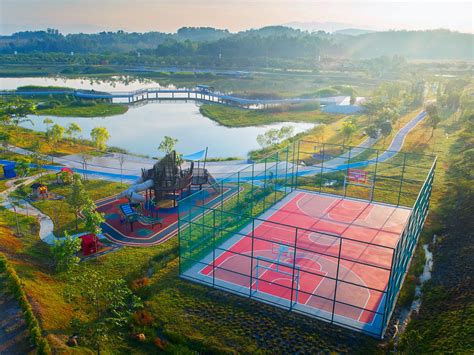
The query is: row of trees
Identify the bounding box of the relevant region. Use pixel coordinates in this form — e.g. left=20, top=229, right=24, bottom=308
left=43, top=118, right=110, bottom=157
left=2, top=28, right=472, bottom=61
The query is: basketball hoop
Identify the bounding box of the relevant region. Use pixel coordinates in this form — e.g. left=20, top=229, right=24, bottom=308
left=344, top=168, right=374, bottom=199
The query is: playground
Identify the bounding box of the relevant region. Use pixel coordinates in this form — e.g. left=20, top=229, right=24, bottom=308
left=96, top=149, right=235, bottom=246
left=179, top=142, right=437, bottom=337
left=97, top=185, right=233, bottom=246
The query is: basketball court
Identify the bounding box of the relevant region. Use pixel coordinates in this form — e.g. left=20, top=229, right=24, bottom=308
left=183, top=189, right=411, bottom=334
left=179, top=143, right=436, bottom=337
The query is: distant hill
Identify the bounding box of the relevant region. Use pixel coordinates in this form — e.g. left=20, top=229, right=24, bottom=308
left=343, top=30, right=474, bottom=60
left=239, top=26, right=304, bottom=37
left=283, top=21, right=371, bottom=33
left=176, top=27, right=230, bottom=41
left=334, top=28, right=375, bottom=36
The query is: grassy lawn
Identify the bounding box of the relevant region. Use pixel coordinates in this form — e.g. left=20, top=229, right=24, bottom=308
left=8, top=87, right=129, bottom=118
left=0, top=180, right=8, bottom=192
left=38, top=102, right=128, bottom=117
left=24, top=174, right=126, bottom=236
left=199, top=104, right=341, bottom=127
left=0, top=125, right=95, bottom=157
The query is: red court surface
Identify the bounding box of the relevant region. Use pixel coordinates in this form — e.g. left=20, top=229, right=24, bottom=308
left=192, top=191, right=412, bottom=333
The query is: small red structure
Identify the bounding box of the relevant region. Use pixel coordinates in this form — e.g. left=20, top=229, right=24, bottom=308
left=56, top=167, right=74, bottom=184
left=80, top=234, right=103, bottom=256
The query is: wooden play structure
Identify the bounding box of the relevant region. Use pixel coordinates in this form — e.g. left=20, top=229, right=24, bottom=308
left=141, top=151, right=194, bottom=208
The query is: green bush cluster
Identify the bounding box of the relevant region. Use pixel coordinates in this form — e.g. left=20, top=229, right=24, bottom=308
left=69, top=99, right=96, bottom=107
left=0, top=253, right=51, bottom=355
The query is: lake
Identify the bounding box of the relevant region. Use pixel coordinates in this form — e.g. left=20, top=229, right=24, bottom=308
left=1, top=77, right=315, bottom=158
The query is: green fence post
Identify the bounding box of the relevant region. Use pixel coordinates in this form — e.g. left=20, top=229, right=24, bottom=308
left=344, top=147, right=352, bottom=198
left=289, top=227, right=299, bottom=310
left=295, top=140, right=301, bottom=190
left=371, top=149, right=380, bottom=202
left=212, top=209, right=216, bottom=287
left=319, top=143, right=325, bottom=193
left=178, top=205, right=182, bottom=275
left=291, top=141, right=297, bottom=191
left=250, top=162, right=255, bottom=216
left=331, top=236, right=343, bottom=323
left=249, top=219, right=256, bottom=297
left=274, top=151, right=279, bottom=205
left=284, top=146, right=289, bottom=194
left=237, top=171, right=241, bottom=205
left=397, top=152, right=408, bottom=206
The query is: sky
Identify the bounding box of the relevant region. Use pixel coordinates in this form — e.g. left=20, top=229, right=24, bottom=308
left=1, top=0, right=472, bottom=34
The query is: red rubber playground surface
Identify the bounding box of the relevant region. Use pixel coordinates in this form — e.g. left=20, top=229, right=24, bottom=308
left=191, top=190, right=411, bottom=333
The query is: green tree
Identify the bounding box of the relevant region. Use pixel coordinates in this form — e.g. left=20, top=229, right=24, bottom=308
left=82, top=199, right=105, bottom=235
left=90, top=127, right=110, bottom=151
left=30, top=140, right=44, bottom=179
left=158, top=135, right=178, bottom=155
left=0, top=131, right=11, bottom=148
left=68, top=270, right=142, bottom=354
left=429, top=115, right=441, bottom=138
left=277, top=126, right=295, bottom=141
left=66, top=174, right=89, bottom=230
left=0, top=99, right=35, bottom=138
left=350, top=93, right=356, bottom=105
left=43, top=118, right=53, bottom=132
left=365, top=125, right=379, bottom=139
left=14, top=156, right=31, bottom=177
left=51, top=232, right=81, bottom=273
left=426, top=103, right=438, bottom=118
left=379, top=107, right=399, bottom=123
left=66, top=122, right=82, bottom=144
left=257, top=128, right=280, bottom=148
left=341, top=120, right=356, bottom=145
left=426, top=103, right=441, bottom=138
left=46, top=123, right=65, bottom=162
left=379, top=120, right=393, bottom=144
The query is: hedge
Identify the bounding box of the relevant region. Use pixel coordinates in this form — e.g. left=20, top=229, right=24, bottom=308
left=0, top=253, right=51, bottom=354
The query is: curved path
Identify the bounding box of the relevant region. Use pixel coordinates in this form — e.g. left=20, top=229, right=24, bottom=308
left=0, top=174, right=56, bottom=245
left=298, top=110, right=428, bottom=176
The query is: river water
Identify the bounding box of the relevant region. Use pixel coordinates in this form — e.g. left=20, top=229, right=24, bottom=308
left=1, top=76, right=315, bottom=158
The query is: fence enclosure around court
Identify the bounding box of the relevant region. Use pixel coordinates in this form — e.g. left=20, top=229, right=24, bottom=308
left=178, top=141, right=437, bottom=338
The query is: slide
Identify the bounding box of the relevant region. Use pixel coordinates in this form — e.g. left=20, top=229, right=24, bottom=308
left=118, top=177, right=154, bottom=203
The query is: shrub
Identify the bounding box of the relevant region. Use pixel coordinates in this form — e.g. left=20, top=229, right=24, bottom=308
left=69, top=100, right=96, bottom=107
left=130, top=277, right=150, bottom=292
left=132, top=309, right=155, bottom=326
left=0, top=252, right=51, bottom=354
left=154, top=337, right=167, bottom=350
